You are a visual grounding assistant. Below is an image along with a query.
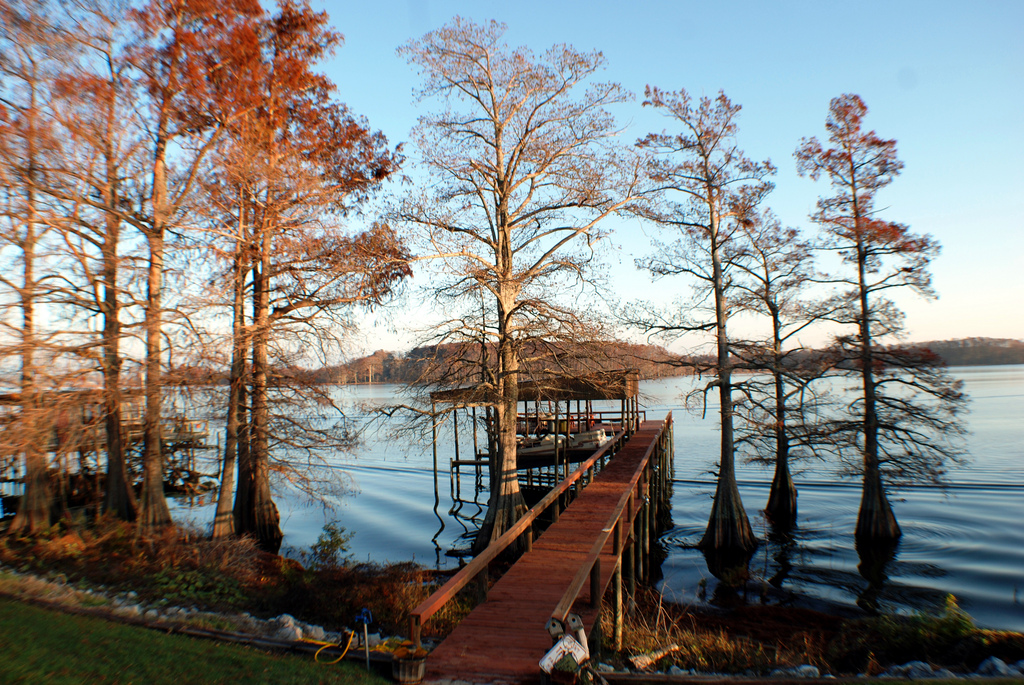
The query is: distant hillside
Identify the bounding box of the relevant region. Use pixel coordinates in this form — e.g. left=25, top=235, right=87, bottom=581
left=917, top=337, right=1024, bottom=366
left=318, top=341, right=697, bottom=385
left=318, top=337, right=1023, bottom=386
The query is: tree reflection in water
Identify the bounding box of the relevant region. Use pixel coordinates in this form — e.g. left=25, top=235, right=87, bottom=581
left=856, top=539, right=900, bottom=613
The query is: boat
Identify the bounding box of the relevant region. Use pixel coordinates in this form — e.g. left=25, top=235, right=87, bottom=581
left=515, top=428, right=611, bottom=457
left=517, top=433, right=565, bottom=456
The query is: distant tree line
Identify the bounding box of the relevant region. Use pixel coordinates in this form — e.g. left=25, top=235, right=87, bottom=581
left=168, top=335, right=1020, bottom=388
left=310, top=342, right=698, bottom=385
left=920, top=338, right=1024, bottom=366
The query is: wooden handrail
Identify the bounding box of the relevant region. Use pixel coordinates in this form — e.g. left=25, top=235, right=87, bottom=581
left=515, top=409, right=646, bottom=430
left=409, top=428, right=628, bottom=644
left=550, top=413, right=672, bottom=623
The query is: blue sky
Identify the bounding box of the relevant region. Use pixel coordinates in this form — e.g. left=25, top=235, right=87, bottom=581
left=314, top=0, right=1024, bottom=354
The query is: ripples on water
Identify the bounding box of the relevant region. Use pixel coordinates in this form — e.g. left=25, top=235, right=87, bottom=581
left=172, top=365, right=1024, bottom=631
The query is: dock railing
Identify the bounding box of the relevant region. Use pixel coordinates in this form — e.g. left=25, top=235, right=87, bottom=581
left=548, top=412, right=673, bottom=649
left=408, top=428, right=629, bottom=647
left=515, top=409, right=646, bottom=438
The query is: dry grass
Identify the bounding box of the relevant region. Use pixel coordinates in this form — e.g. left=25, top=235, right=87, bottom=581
left=604, top=588, right=826, bottom=674
left=603, top=588, right=1024, bottom=676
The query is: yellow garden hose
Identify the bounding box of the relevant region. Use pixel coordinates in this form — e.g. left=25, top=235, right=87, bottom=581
left=303, top=630, right=355, bottom=664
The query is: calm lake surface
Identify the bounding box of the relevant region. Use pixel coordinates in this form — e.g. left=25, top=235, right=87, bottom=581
left=172, top=365, right=1024, bottom=631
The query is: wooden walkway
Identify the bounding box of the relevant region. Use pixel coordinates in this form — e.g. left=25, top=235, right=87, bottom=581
left=420, top=417, right=672, bottom=684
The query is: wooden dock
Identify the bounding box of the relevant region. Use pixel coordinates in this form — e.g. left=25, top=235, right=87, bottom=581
left=410, top=415, right=674, bottom=685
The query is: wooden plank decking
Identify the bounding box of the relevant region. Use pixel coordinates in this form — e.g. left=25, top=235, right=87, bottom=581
left=423, top=419, right=668, bottom=684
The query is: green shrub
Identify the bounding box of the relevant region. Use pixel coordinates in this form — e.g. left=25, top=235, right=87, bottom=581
left=300, top=522, right=353, bottom=572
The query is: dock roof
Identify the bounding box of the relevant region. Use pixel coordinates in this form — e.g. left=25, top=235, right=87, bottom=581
left=429, top=369, right=639, bottom=406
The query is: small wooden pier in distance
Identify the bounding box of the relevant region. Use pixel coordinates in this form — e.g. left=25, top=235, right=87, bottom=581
left=408, top=413, right=674, bottom=684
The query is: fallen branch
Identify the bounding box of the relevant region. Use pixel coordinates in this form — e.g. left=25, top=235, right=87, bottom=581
left=629, top=643, right=681, bottom=670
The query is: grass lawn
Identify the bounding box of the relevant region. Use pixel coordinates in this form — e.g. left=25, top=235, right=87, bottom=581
left=0, top=597, right=390, bottom=685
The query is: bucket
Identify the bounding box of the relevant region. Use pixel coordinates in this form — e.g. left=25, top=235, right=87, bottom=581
left=392, top=656, right=427, bottom=684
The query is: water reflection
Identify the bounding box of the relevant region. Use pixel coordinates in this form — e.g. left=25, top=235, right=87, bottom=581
left=702, top=546, right=756, bottom=588
left=767, top=526, right=798, bottom=589
left=678, top=518, right=964, bottom=622
left=431, top=453, right=445, bottom=566
left=446, top=462, right=487, bottom=556
left=856, top=539, right=899, bottom=613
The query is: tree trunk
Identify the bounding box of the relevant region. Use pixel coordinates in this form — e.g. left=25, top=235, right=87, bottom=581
left=100, top=127, right=135, bottom=522
left=213, top=214, right=247, bottom=539
left=855, top=237, right=900, bottom=542
left=10, top=438, right=51, bottom=535
left=101, top=252, right=135, bottom=521
left=232, top=380, right=252, bottom=533
left=244, top=225, right=282, bottom=552
left=856, top=461, right=900, bottom=541
left=699, top=206, right=756, bottom=554
left=10, top=398, right=51, bottom=535
left=11, top=322, right=52, bottom=538
left=10, top=82, right=51, bottom=536
left=472, top=294, right=527, bottom=555
left=765, top=455, right=797, bottom=529
left=138, top=131, right=172, bottom=529
left=765, top=321, right=796, bottom=528
left=701, top=475, right=756, bottom=552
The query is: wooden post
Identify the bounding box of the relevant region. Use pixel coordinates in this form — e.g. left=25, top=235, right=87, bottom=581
left=613, top=558, right=623, bottom=650
left=641, top=496, right=650, bottom=584
left=434, top=403, right=453, bottom=504
left=559, top=401, right=567, bottom=485
left=475, top=567, right=489, bottom=604
left=669, top=421, right=675, bottom=471
left=590, top=558, right=601, bottom=608
left=625, top=539, right=635, bottom=600
left=557, top=397, right=565, bottom=499
left=659, top=432, right=667, bottom=506
left=624, top=497, right=635, bottom=599
left=453, top=410, right=460, bottom=463
left=633, top=493, right=642, bottom=585
left=651, top=462, right=660, bottom=539
left=410, top=614, right=422, bottom=649
left=472, top=406, right=478, bottom=457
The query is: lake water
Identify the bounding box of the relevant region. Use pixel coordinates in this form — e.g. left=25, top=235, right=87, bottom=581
left=172, top=365, right=1024, bottom=631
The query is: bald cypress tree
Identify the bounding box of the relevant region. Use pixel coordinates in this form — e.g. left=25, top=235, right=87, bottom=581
left=796, top=94, right=967, bottom=542
left=634, top=88, right=774, bottom=556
